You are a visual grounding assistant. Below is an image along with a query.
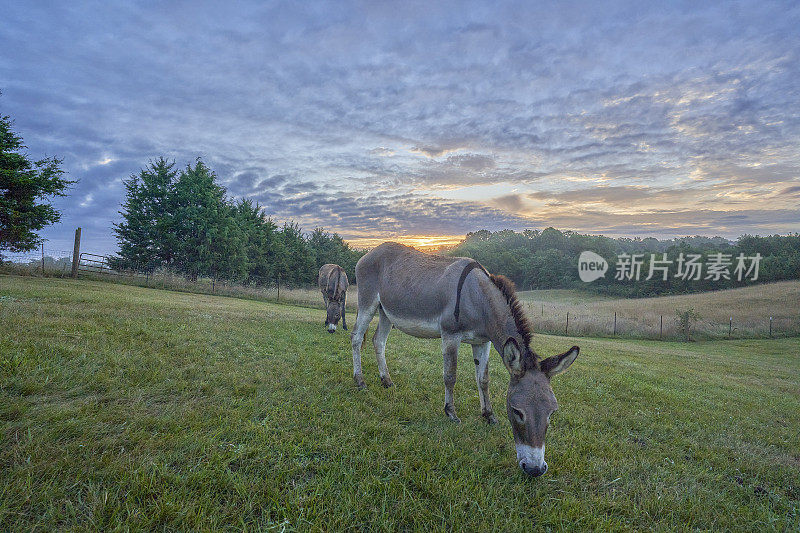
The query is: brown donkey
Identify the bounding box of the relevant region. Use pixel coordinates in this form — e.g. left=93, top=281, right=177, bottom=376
left=318, top=264, right=349, bottom=333
left=350, top=242, right=579, bottom=476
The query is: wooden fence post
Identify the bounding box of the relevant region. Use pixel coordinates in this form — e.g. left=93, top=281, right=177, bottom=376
left=565, top=312, right=569, bottom=335
left=71, top=228, right=81, bottom=278
left=660, top=315, right=663, bottom=340
left=41, top=243, right=45, bottom=275
left=729, top=317, right=732, bottom=339
left=613, top=312, right=617, bottom=336
left=769, top=316, right=773, bottom=337
left=277, top=273, right=281, bottom=302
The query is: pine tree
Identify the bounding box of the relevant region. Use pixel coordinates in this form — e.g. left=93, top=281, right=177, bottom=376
left=306, top=226, right=363, bottom=280
left=278, top=222, right=314, bottom=285
left=233, top=199, right=280, bottom=284
left=170, top=160, right=246, bottom=281
left=113, top=158, right=177, bottom=271
left=1, top=104, right=75, bottom=255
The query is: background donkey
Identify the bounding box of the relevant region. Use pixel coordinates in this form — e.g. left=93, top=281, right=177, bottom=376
left=350, top=242, right=579, bottom=476
left=318, top=264, right=348, bottom=333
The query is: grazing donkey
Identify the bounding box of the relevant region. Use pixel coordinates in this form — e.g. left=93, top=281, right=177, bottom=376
left=318, top=264, right=349, bottom=333
left=351, top=242, right=580, bottom=476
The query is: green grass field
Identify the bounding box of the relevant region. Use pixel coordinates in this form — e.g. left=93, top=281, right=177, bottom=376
left=1, top=276, right=798, bottom=531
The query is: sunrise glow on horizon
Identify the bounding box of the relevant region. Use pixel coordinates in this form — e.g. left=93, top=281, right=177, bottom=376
left=345, top=235, right=466, bottom=252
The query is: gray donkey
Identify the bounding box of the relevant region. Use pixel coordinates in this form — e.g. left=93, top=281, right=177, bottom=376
left=350, top=242, right=579, bottom=476
left=318, top=264, right=348, bottom=333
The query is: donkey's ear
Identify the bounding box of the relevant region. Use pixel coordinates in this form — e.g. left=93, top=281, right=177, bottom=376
left=540, top=346, right=580, bottom=379
left=502, top=338, right=525, bottom=377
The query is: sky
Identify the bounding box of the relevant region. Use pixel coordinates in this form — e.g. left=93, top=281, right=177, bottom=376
left=2, top=1, right=799, bottom=255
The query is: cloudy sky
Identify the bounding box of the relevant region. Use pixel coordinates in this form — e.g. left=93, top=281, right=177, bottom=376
left=2, top=1, right=799, bottom=254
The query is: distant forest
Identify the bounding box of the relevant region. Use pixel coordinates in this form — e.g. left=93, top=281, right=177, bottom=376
left=112, top=158, right=363, bottom=286
left=448, top=228, right=800, bottom=297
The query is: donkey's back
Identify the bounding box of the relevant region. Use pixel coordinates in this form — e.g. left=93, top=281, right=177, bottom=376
left=355, top=242, right=472, bottom=325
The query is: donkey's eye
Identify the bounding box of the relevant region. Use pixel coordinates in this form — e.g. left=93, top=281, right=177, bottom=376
left=511, top=407, right=525, bottom=423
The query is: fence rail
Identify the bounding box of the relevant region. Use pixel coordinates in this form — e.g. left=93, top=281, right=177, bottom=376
left=77, top=253, right=126, bottom=276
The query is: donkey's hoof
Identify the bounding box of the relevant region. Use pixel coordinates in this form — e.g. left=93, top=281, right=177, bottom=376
left=444, top=405, right=461, bottom=423
left=482, top=411, right=499, bottom=425
left=354, top=375, right=367, bottom=390
left=343, top=325, right=348, bottom=331
left=380, top=375, right=394, bottom=388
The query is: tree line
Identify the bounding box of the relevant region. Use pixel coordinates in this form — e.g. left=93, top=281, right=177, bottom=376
left=448, top=228, right=800, bottom=297
left=112, top=158, right=364, bottom=285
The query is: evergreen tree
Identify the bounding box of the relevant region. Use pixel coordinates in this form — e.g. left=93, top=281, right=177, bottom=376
left=170, top=159, right=243, bottom=281
left=113, top=158, right=177, bottom=271
left=233, top=199, right=281, bottom=284
left=207, top=203, right=248, bottom=282
left=0, top=103, right=75, bottom=255
left=277, top=222, right=314, bottom=285
left=306, top=227, right=365, bottom=280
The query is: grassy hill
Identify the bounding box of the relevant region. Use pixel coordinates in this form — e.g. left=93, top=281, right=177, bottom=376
left=1, top=276, right=798, bottom=530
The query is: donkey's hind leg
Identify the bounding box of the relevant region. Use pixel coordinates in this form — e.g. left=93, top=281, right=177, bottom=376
left=341, top=292, right=348, bottom=331
left=372, top=306, right=393, bottom=388
left=442, top=334, right=461, bottom=423
left=351, top=293, right=379, bottom=389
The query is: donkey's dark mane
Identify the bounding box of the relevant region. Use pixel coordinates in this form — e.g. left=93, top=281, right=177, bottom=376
left=489, top=274, right=538, bottom=369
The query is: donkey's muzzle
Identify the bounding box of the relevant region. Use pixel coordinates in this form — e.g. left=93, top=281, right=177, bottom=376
left=327, top=324, right=337, bottom=333
left=521, top=461, right=547, bottom=477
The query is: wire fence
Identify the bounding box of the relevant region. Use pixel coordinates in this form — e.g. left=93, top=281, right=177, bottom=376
left=2, top=245, right=798, bottom=341
left=0, top=248, right=75, bottom=277
left=0, top=246, right=317, bottom=305
left=523, top=294, right=799, bottom=341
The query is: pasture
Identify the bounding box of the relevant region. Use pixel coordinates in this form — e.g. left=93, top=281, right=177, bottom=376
left=519, top=281, right=800, bottom=340
left=1, top=276, right=798, bottom=531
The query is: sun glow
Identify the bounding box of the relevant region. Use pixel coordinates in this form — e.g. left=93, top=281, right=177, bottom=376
left=346, top=234, right=465, bottom=252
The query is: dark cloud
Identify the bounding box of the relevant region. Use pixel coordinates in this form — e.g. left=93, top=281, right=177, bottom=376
left=257, top=175, right=289, bottom=190
left=1, top=0, right=799, bottom=253
left=446, top=153, right=496, bottom=171
left=281, top=180, right=318, bottom=195
left=489, top=194, right=525, bottom=212
left=410, top=145, right=457, bottom=158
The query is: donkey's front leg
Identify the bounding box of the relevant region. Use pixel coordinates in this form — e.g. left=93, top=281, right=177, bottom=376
left=442, top=335, right=461, bottom=423
left=472, top=342, right=498, bottom=424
